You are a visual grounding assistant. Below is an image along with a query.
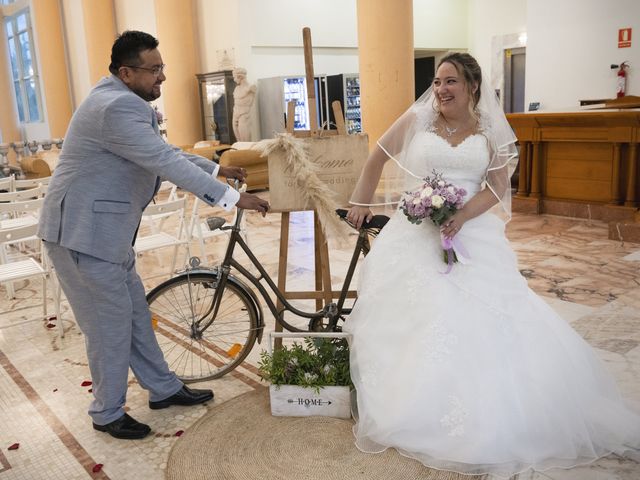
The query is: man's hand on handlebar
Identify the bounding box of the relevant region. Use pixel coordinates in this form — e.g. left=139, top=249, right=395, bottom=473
left=347, top=205, right=373, bottom=230
left=219, top=165, right=246, bottom=182
left=237, top=192, right=270, bottom=217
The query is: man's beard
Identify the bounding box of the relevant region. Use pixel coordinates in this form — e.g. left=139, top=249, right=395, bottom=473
left=132, top=86, right=160, bottom=102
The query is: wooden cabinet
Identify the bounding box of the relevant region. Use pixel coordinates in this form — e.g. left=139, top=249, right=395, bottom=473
left=196, top=71, right=237, bottom=145
left=507, top=110, right=640, bottom=237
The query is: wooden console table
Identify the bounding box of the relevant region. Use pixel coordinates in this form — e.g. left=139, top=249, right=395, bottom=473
left=506, top=110, right=640, bottom=241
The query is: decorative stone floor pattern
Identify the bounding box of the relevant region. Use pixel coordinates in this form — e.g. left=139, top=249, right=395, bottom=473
left=0, top=192, right=639, bottom=479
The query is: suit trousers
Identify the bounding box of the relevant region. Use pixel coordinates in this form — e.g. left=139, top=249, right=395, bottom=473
left=44, top=242, right=183, bottom=425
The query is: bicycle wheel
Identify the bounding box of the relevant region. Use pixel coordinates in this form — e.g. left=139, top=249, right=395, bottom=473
left=146, top=272, right=259, bottom=382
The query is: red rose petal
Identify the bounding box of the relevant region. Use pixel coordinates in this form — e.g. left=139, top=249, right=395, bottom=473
left=175, top=430, right=184, bottom=437
left=81, top=381, right=92, bottom=387
left=46, top=323, right=56, bottom=329
left=53, top=388, right=58, bottom=392
left=92, top=463, right=103, bottom=473
left=8, top=443, right=19, bottom=450
left=88, top=389, right=93, bottom=393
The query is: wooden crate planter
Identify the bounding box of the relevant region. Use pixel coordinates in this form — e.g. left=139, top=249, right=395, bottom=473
left=264, top=332, right=352, bottom=419
left=269, top=384, right=351, bottom=418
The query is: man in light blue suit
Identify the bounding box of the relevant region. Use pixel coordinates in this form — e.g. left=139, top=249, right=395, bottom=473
left=38, top=31, right=269, bottom=439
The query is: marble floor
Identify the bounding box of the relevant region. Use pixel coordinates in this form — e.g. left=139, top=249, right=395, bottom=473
left=1, top=191, right=639, bottom=480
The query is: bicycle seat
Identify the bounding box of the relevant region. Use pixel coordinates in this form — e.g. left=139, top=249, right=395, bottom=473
left=335, top=209, right=389, bottom=231
left=206, top=216, right=227, bottom=231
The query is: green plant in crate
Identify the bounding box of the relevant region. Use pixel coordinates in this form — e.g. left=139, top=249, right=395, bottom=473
left=258, top=338, right=351, bottom=393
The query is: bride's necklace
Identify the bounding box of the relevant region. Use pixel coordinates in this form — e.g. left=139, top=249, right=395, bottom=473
left=440, top=116, right=461, bottom=137
left=444, top=125, right=458, bottom=137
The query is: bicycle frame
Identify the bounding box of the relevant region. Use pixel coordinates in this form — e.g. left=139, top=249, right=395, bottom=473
left=196, top=207, right=372, bottom=334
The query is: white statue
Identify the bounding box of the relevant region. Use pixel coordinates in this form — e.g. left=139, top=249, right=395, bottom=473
left=232, top=68, right=256, bottom=142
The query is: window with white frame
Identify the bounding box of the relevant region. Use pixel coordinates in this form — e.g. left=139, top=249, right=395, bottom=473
left=4, top=7, right=42, bottom=123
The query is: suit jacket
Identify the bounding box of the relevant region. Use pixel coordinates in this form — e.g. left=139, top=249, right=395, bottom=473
left=38, top=75, right=229, bottom=264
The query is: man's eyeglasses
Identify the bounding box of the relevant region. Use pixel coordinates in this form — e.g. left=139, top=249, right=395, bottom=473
left=122, top=64, right=166, bottom=76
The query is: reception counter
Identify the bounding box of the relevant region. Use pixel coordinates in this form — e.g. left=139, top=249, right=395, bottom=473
left=506, top=110, right=639, bottom=241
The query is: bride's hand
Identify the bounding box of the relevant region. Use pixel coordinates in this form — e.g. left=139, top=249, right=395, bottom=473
left=441, top=212, right=467, bottom=238
left=347, top=206, right=373, bottom=229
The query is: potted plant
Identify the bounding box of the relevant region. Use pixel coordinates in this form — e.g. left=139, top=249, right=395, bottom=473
left=258, top=332, right=352, bottom=418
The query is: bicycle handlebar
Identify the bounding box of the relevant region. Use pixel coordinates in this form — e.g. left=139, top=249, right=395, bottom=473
left=205, top=206, right=389, bottom=234
left=335, top=208, right=389, bottom=231
left=226, top=178, right=243, bottom=190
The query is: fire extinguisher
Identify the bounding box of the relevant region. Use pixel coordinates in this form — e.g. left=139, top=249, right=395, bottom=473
left=611, top=62, right=629, bottom=98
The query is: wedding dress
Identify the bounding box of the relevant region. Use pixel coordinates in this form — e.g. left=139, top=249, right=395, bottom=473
left=344, top=130, right=640, bottom=478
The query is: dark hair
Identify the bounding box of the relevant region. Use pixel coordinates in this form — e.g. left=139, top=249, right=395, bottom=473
left=109, top=30, right=159, bottom=75
left=437, top=52, right=482, bottom=109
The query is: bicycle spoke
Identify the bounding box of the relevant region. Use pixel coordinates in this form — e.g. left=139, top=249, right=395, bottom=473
left=148, top=274, right=258, bottom=381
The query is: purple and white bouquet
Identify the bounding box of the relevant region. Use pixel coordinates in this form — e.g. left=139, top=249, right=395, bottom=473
left=399, top=171, right=467, bottom=267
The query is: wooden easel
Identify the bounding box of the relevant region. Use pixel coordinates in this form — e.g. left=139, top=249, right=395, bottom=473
left=274, top=28, right=354, bottom=342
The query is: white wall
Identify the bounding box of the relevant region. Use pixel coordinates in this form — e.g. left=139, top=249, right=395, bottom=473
left=248, top=46, right=359, bottom=79
left=414, top=0, right=468, bottom=50
left=467, top=0, right=526, bottom=93
left=195, top=0, right=238, bottom=74
left=113, top=0, right=157, bottom=38
left=526, top=0, right=640, bottom=111
left=196, top=0, right=359, bottom=82
left=245, top=0, right=357, bottom=48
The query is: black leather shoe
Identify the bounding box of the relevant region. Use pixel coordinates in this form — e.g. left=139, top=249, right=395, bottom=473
left=93, top=413, right=151, bottom=440
left=148, top=385, right=214, bottom=410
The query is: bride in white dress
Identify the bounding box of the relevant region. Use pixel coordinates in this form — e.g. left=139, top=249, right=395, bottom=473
left=344, top=53, right=640, bottom=478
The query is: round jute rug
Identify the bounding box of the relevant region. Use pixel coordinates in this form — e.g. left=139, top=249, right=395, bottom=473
left=166, top=388, right=484, bottom=480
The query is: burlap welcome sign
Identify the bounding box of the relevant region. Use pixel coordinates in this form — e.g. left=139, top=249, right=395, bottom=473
left=267, top=133, right=369, bottom=212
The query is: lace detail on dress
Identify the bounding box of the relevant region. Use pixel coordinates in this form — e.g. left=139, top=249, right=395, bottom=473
left=419, top=320, right=458, bottom=362
left=402, top=132, right=490, bottom=192
left=440, top=396, right=469, bottom=437
left=406, top=262, right=431, bottom=306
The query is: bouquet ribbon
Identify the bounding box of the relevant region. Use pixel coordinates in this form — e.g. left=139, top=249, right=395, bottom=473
left=440, top=235, right=471, bottom=274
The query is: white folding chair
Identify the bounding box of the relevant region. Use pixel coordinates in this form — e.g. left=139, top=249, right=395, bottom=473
left=0, top=175, right=14, bottom=192
left=0, top=198, right=44, bottom=298
left=141, top=181, right=179, bottom=234
left=134, top=196, right=190, bottom=276
left=0, top=185, right=44, bottom=203
left=13, top=176, right=51, bottom=191
left=0, top=196, right=43, bottom=233
left=156, top=180, right=179, bottom=201
left=0, top=224, right=62, bottom=338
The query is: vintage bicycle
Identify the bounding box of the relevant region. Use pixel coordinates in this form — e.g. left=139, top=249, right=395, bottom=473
left=146, top=189, right=388, bottom=383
